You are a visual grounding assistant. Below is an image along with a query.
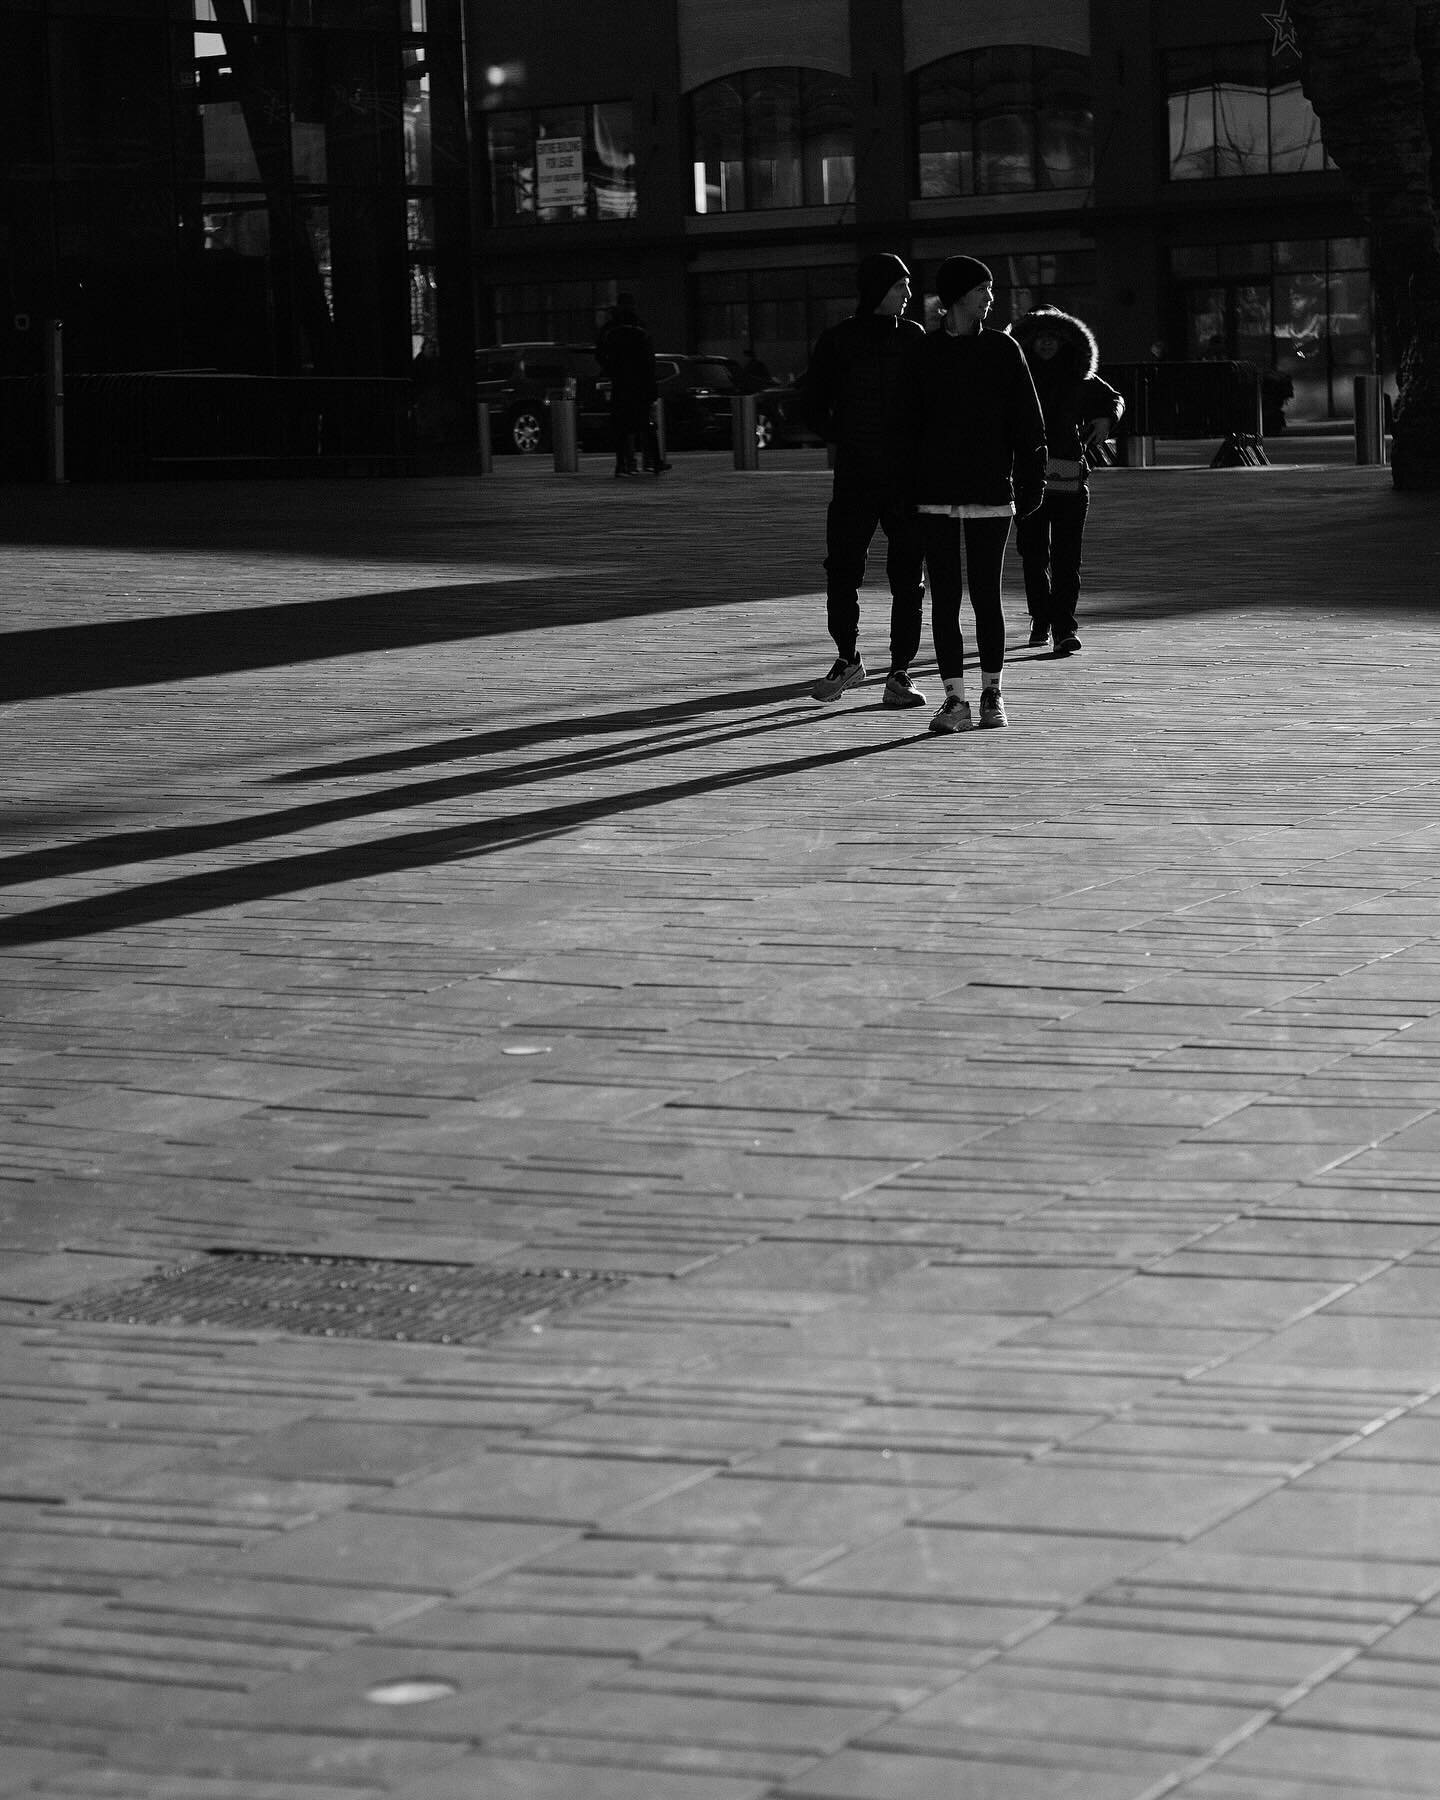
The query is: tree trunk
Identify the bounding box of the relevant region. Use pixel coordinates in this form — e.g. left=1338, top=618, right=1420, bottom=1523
left=1290, top=0, right=1440, bottom=488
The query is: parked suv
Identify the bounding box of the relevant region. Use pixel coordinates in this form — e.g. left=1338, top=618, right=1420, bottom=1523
left=475, top=343, right=606, bottom=454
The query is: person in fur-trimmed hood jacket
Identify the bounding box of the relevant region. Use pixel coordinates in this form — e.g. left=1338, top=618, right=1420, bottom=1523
left=1007, top=306, right=1124, bottom=657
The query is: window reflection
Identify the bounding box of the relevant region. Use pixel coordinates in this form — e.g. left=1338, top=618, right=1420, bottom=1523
left=288, top=36, right=328, bottom=183
left=913, top=48, right=1092, bottom=198
left=486, top=102, right=636, bottom=224
left=404, top=47, right=432, bottom=183
left=1167, top=44, right=1325, bottom=178
left=203, top=189, right=269, bottom=256
left=687, top=68, right=856, bottom=214
left=406, top=195, right=434, bottom=249
left=1171, top=238, right=1372, bottom=418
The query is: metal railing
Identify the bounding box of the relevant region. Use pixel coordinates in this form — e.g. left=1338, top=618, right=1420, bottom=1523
left=1103, top=361, right=1269, bottom=467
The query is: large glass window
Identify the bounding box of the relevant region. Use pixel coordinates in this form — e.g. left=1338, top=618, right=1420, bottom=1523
left=490, top=279, right=619, bottom=344
left=486, top=101, right=636, bottom=224
left=691, top=266, right=856, bottom=381
left=1167, top=43, right=1326, bottom=179
left=1170, top=238, right=1371, bottom=418
left=915, top=48, right=1092, bottom=198
left=688, top=68, right=856, bottom=214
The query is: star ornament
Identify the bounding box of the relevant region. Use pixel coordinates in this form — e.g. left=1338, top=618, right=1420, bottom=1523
left=1263, top=1, right=1301, bottom=57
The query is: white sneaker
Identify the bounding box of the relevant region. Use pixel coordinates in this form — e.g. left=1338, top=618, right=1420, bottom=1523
left=811, top=656, right=866, bottom=701
left=928, top=694, right=974, bottom=734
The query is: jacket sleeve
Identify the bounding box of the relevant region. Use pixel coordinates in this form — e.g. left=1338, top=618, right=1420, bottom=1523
left=795, top=332, right=840, bottom=438
left=1081, top=375, right=1124, bottom=430
left=1012, top=349, right=1048, bottom=516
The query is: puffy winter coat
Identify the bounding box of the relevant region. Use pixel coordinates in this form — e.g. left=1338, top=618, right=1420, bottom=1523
left=1007, top=307, right=1124, bottom=479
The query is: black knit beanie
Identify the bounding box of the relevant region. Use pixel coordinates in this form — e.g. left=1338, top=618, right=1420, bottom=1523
left=935, top=255, right=993, bottom=309
left=856, top=253, right=911, bottom=315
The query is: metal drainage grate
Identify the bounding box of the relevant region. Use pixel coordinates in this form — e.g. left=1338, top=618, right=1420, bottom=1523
left=53, top=1252, right=626, bottom=1346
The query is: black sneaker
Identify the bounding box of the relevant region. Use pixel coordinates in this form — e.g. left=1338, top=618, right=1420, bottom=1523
left=928, top=694, right=974, bottom=734
left=811, top=656, right=866, bottom=701
left=979, top=688, right=1008, bottom=728
left=1054, top=634, right=1081, bottom=657
left=882, top=669, right=929, bottom=708
left=1028, top=621, right=1050, bottom=648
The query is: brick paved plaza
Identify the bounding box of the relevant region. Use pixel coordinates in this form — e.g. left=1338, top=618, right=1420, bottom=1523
left=3, top=449, right=1440, bottom=1797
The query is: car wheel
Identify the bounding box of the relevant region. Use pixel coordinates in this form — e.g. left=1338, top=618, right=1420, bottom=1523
left=509, top=407, right=545, bottom=454
left=754, top=410, right=776, bottom=450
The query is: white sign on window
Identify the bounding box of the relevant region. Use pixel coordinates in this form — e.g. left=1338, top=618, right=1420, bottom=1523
left=536, top=136, right=586, bottom=208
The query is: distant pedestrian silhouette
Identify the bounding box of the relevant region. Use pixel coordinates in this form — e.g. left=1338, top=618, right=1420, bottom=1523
left=597, top=295, right=665, bottom=477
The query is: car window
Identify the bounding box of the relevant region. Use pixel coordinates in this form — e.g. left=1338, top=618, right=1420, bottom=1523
left=567, top=352, right=602, bottom=381
left=689, top=361, right=738, bottom=391
left=476, top=352, right=514, bottom=380
left=521, top=356, right=570, bottom=384
left=654, top=358, right=682, bottom=382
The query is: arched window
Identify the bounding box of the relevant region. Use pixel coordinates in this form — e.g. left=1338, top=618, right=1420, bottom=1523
left=689, top=67, right=856, bottom=213
left=915, top=47, right=1092, bottom=198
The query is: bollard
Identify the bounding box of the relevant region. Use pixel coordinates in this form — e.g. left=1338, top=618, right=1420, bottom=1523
left=43, top=318, right=64, bottom=484
left=1119, top=366, right=1153, bottom=466
left=476, top=401, right=493, bottom=476
left=1354, top=373, right=1386, bottom=465
left=731, top=392, right=759, bottom=470
left=652, top=397, right=667, bottom=467
left=1120, top=432, right=1155, bottom=468
left=549, top=386, right=579, bottom=472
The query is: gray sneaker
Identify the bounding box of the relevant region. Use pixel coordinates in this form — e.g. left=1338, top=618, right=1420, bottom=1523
left=979, top=688, right=1008, bottom=728
left=928, top=694, right=974, bottom=734
left=811, top=656, right=866, bottom=701
left=882, top=669, right=929, bottom=708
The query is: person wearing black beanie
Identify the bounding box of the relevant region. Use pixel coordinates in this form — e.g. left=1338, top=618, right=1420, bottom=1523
left=899, top=256, right=1046, bottom=733
left=795, top=253, right=930, bottom=708
left=934, top=255, right=993, bottom=311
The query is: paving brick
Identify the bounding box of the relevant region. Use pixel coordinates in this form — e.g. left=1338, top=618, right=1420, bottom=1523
left=387, top=1757, right=769, bottom=1800
left=775, top=1747, right=1166, bottom=1798
left=354, top=1449, right=709, bottom=1525
left=210, top=1511, right=574, bottom=1593
left=507, top=1687, right=887, bottom=1755
left=795, top=1525, right=1165, bottom=1605
left=920, top=1465, right=1279, bottom=1540
left=1213, top=1723, right=1440, bottom=1792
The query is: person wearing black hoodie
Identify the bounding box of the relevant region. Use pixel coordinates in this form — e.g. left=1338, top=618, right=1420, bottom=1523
left=796, top=253, right=929, bottom=708
left=1008, top=306, right=1124, bottom=656
left=901, top=255, right=1046, bottom=734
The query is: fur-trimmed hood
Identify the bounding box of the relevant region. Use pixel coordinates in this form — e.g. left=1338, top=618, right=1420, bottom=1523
left=1008, top=306, right=1100, bottom=381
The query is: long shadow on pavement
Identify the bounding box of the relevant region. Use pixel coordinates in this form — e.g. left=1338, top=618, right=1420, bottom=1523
left=1, top=577, right=733, bottom=703
left=0, top=696, right=824, bottom=890
left=271, top=681, right=819, bottom=782
left=0, top=725, right=917, bottom=944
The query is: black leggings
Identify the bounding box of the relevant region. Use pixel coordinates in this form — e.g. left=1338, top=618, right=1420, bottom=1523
left=921, top=513, right=1011, bottom=680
